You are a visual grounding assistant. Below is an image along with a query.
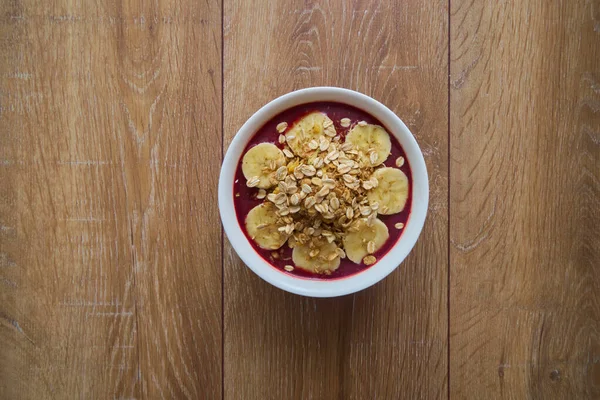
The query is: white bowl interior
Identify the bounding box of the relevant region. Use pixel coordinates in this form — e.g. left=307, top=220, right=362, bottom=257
left=219, top=87, right=429, bottom=297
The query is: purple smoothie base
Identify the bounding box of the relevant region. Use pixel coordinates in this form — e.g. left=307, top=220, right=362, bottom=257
left=233, top=102, right=413, bottom=280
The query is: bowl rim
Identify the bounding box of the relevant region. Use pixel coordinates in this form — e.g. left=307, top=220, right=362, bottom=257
left=219, top=87, right=429, bottom=297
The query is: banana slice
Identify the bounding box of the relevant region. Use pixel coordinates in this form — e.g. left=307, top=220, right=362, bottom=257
left=343, top=218, right=389, bottom=264
left=367, top=167, right=409, bottom=215
left=345, top=124, right=391, bottom=166
left=242, top=143, right=286, bottom=189
left=292, top=239, right=340, bottom=274
left=245, top=203, right=290, bottom=250
left=286, top=112, right=335, bottom=157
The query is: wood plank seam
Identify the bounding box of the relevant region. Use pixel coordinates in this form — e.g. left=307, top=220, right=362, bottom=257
left=447, top=2, right=452, bottom=400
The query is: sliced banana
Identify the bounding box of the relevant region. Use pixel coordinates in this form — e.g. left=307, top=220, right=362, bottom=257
left=245, top=203, right=290, bottom=250
left=345, top=124, right=391, bottom=166
left=367, top=167, right=409, bottom=215
left=292, top=239, right=340, bottom=274
left=242, top=143, right=286, bottom=189
left=343, top=218, right=389, bottom=264
left=286, top=112, right=335, bottom=157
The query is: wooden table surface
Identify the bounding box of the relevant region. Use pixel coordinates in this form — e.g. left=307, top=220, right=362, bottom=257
left=1, top=1, right=598, bottom=399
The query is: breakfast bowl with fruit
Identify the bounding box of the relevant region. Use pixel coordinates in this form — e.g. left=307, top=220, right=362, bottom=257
left=219, top=87, right=428, bottom=297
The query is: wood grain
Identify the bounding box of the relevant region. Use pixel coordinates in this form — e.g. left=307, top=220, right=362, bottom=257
left=0, top=1, right=222, bottom=399
left=223, top=1, right=448, bottom=398
left=6, top=0, right=596, bottom=398
left=450, top=1, right=600, bottom=398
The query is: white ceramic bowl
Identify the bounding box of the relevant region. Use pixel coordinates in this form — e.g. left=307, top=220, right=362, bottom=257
left=219, top=87, right=428, bottom=297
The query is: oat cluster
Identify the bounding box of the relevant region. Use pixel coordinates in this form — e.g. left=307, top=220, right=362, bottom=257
left=246, top=121, right=387, bottom=271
